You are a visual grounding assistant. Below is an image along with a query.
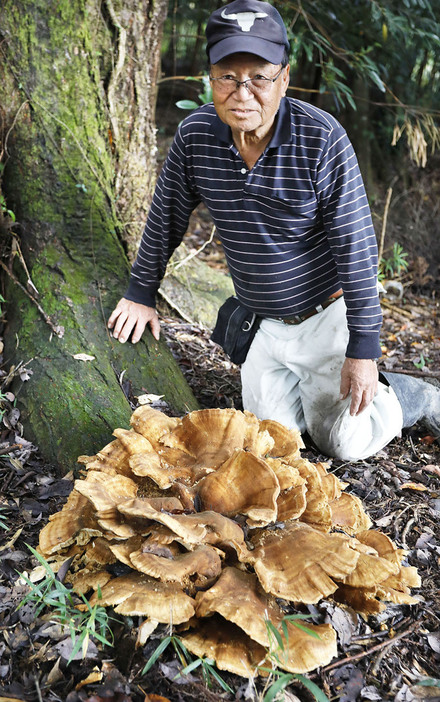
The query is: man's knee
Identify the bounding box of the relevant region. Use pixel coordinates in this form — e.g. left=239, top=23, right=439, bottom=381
left=306, top=384, right=403, bottom=461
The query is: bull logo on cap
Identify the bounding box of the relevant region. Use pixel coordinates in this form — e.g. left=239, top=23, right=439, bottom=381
left=220, top=8, right=268, bottom=31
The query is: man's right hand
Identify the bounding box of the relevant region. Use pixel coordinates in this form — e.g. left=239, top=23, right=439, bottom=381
left=107, top=298, right=160, bottom=343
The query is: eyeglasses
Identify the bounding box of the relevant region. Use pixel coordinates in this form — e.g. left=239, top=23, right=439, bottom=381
left=209, top=66, right=285, bottom=95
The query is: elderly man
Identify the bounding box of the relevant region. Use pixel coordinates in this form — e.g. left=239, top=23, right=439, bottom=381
left=108, top=0, right=440, bottom=460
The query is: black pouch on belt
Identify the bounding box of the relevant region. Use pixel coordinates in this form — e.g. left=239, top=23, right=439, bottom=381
left=210, top=296, right=261, bottom=365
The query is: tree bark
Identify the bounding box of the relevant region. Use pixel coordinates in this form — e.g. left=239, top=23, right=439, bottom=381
left=0, top=0, right=198, bottom=473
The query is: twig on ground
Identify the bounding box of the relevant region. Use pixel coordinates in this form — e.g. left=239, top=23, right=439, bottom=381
left=381, top=298, right=414, bottom=317
left=321, top=620, right=421, bottom=673
left=401, top=516, right=417, bottom=549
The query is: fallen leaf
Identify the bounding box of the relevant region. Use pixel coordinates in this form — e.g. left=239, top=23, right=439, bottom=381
left=75, top=666, right=103, bottom=690
left=400, top=482, right=428, bottom=492
left=0, top=527, right=23, bottom=552
left=332, top=664, right=365, bottom=702
left=374, top=513, right=395, bottom=527
left=19, top=368, right=33, bottom=381
left=46, top=657, right=64, bottom=685
left=421, top=435, right=438, bottom=445
left=136, top=619, right=158, bottom=647
left=360, top=686, right=382, bottom=700
left=421, top=464, right=440, bottom=477
left=427, top=632, right=440, bottom=653
left=55, top=636, right=98, bottom=661
left=137, top=393, right=164, bottom=405
left=72, top=353, right=96, bottom=362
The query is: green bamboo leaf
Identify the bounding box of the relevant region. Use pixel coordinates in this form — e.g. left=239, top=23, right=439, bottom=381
left=266, top=620, right=284, bottom=650
left=288, top=621, right=321, bottom=640
left=181, top=659, right=202, bottom=675
left=295, top=674, right=330, bottom=702
left=369, top=70, right=386, bottom=92
left=175, top=99, right=199, bottom=110
left=207, top=664, right=234, bottom=693
left=67, top=632, right=84, bottom=665
left=26, top=544, right=57, bottom=578
left=142, top=635, right=172, bottom=674
left=263, top=673, right=294, bottom=702
left=283, top=614, right=321, bottom=640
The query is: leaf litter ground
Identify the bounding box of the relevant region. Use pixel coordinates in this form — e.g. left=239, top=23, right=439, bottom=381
left=0, top=279, right=439, bottom=701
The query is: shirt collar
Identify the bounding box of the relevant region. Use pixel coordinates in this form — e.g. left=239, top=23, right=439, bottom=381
left=210, top=96, right=292, bottom=149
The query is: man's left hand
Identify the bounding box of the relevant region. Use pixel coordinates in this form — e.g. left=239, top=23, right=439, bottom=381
left=340, top=357, right=378, bottom=416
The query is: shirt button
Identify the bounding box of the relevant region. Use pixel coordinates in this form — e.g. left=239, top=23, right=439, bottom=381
left=240, top=168, right=247, bottom=174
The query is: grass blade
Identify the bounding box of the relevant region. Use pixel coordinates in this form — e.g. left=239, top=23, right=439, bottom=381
left=263, top=673, right=293, bottom=702
left=142, top=635, right=171, bottom=674
left=295, top=674, right=330, bottom=702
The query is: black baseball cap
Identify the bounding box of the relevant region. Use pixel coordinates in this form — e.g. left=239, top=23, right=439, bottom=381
left=206, top=0, right=290, bottom=65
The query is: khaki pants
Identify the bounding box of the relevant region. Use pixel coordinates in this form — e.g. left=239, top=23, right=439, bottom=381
left=241, top=297, right=403, bottom=461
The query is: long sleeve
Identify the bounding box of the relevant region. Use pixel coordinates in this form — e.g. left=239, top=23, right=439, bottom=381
left=124, top=125, right=201, bottom=307
left=315, top=126, right=382, bottom=359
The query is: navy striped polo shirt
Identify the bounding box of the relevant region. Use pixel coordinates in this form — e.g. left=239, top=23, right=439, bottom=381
left=125, top=97, right=382, bottom=359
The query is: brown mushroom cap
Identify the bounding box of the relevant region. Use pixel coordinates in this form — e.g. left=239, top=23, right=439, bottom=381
left=74, top=472, right=138, bottom=512
left=129, top=452, right=193, bottom=488
left=107, top=536, right=145, bottom=566
left=197, top=449, right=280, bottom=526
left=129, top=406, right=180, bottom=448
left=339, top=548, right=400, bottom=588
left=290, top=459, right=332, bottom=532
left=259, top=419, right=304, bottom=460
left=82, top=537, right=118, bottom=566
left=195, top=567, right=337, bottom=673
left=182, top=616, right=267, bottom=677
left=89, top=572, right=195, bottom=624
left=241, top=410, right=275, bottom=456
left=39, top=490, right=102, bottom=556
left=320, top=472, right=345, bottom=501
left=113, top=428, right=155, bottom=455
left=355, top=530, right=403, bottom=567
left=116, top=496, right=184, bottom=518
left=195, top=567, right=281, bottom=640
left=250, top=522, right=360, bottom=603
left=119, top=506, right=246, bottom=549
left=71, top=474, right=141, bottom=539
left=78, top=438, right=132, bottom=477
left=276, top=484, right=308, bottom=522
left=130, top=544, right=222, bottom=585
left=333, top=583, right=385, bottom=615
left=161, top=408, right=249, bottom=469
left=67, top=567, right=112, bottom=595
left=329, top=493, right=373, bottom=535
left=265, top=458, right=305, bottom=491
left=141, top=525, right=182, bottom=546
left=376, top=566, right=421, bottom=604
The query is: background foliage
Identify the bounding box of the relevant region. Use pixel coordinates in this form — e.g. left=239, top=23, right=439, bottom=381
left=160, top=0, right=440, bottom=177
left=157, top=0, right=440, bottom=271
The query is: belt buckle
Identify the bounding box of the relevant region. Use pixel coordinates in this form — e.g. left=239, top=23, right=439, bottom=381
left=281, top=314, right=303, bottom=325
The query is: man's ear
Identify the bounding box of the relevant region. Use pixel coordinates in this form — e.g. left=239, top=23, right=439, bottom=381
left=282, top=64, right=290, bottom=95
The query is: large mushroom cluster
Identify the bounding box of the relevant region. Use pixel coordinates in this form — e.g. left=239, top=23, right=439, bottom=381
left=38, top=407, right=420, bottom=676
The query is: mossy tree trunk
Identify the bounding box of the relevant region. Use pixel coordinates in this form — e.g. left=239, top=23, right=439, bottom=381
left=0, top=0, right=198, bottom=473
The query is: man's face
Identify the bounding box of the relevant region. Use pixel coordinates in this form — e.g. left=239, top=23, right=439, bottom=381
left=210, top=53, right=290, bottom=137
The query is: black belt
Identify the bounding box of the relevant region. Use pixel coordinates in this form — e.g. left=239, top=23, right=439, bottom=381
left=277, top=290, right=344, bottom=325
